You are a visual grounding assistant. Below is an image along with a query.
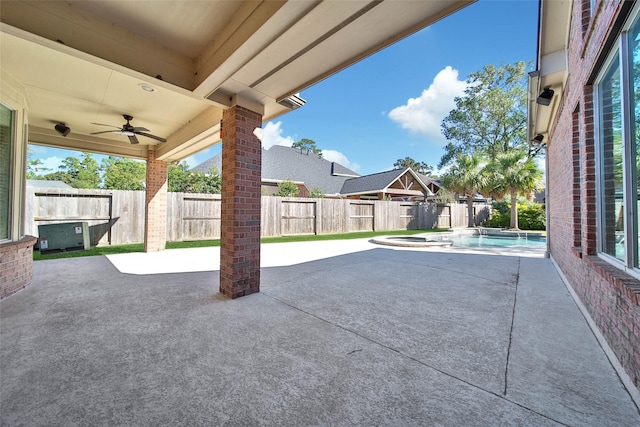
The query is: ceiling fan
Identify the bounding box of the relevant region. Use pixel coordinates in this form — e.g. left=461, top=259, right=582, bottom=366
left=90, top=114, right=166, bottom=145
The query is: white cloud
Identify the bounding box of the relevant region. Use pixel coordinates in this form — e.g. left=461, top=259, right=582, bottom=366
left=257, top=121, right=359, bottom=172
left=388, top=66, right=467, bottom=144
left=321, top=149, right=360, bottom=172
left=39, top=156, right=64, bottom=172
left=259, top=121, right=295, bottom=149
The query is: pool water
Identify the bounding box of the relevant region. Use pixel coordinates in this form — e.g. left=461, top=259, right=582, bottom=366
left=450, top=235, right=546, bottom=248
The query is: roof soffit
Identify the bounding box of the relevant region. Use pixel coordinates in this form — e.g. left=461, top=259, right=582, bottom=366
left=529, top=0, right=571, bottom=145
left=0, top=0, right=475, bottom=161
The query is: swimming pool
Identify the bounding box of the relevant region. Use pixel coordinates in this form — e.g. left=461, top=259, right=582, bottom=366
left=449, top=234, right=546, bottom=248
left=371, top=232, right=546, bottom=249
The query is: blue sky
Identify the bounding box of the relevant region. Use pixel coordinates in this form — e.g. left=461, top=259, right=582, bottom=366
left=31, top=0, right=539, bottom=177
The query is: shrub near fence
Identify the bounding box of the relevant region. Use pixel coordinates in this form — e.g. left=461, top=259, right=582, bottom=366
left=26, top=187, right=490, bottom=246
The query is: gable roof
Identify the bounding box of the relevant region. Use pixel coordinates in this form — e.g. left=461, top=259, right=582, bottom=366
left=340, top=167, right=437, bottom=198
left=340, top=168, right=406, bottom=194
left=416, top=173, right=442, bottom=191
left=192, top=145, right=360, bottom=195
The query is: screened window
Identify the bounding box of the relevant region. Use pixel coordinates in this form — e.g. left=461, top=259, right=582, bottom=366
left=632, top=15, right=640, bottom=267
left=0, top=103, right=13, bottom=241
left=598, top=55, right=623, bottom=260
left=597, top=7, right=640, bottom=271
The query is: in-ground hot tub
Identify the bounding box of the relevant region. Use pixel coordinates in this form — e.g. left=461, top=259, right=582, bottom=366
left=371, top=235, right=453, bottom=248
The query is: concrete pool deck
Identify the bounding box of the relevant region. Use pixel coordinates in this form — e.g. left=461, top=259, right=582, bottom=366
left=1, top=239, right=639, bottom=425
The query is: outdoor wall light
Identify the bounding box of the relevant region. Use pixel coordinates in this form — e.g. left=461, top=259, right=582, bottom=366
left=536, top=87, right=555, bottom=106
left=54, top=123, right=70, bottom=137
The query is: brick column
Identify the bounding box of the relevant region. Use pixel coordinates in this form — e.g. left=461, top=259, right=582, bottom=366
left=0, top=236, right=37, bottom=299
left=144, top=149, right=168, bottom=252
left=220, top=105, right=262, bottom=298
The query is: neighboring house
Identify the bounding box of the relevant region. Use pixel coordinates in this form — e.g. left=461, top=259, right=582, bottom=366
left=26, top=179, right=72, bottom=189
left=417, top=173, right=443, bottom=200
left=340, top=167, right=439, bottom=201
left=193, top=146, right=444, bottom=201
left=531, top=1, right=640, bottom=392
left=192, top=145, right=360, bottom=197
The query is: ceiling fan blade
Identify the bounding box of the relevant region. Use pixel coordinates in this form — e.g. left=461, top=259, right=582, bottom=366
left=91, top=122, right=121, bottom=129
left=131, top=127, right=149, bottom=132
left=128, top=135, right=140, bottom=145
left=90, top=130, right=121, bottom=135
left=136, top=132, right=166, bottom=143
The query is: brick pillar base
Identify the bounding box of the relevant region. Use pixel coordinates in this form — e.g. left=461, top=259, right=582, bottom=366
left=0, top=236, right=37, bottom=299
left=220, top=105, right=262, bottom=298
left=144, top=150, right=168, bottom=252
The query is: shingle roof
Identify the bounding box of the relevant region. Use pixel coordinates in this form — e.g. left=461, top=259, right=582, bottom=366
left=191, top=145, right=360, bottom=195
left=340, top=168, right=407, bottom=194
left=26, top=179, right=72, bottom=189
left=416, top=173, right=442, bottom=191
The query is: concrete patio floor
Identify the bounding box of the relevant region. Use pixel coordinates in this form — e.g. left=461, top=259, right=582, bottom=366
left=1, top=239, right=639, bottom=426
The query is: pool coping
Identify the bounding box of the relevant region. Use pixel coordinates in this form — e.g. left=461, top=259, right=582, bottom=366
left=371, top=228, right=546, bottom=248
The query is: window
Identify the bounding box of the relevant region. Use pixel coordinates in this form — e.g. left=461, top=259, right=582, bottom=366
left=598, top=54, right=623, bottom=260
left=596, top=7, right=640, bottom=271
left=0, top=103, right=13, bottom=241
left=573, top=105, right=583, bottom=249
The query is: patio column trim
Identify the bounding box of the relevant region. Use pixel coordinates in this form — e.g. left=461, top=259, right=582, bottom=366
left=144, top=149, right=168, bottom=252
left=220, top=104, right=262, bottom=298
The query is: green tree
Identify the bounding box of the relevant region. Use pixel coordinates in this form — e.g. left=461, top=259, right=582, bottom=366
left=45, top=152, right=100, bottom=188
left=486, top=200, right=546, bottom=230
left=101, top=156, right=146, bottom=190
left=274, top=179, right=299, bottom=197
left=439, top=153, right=487, bottom=227
left=187, top=166, right=221, bottom=194
left=41, top=170, right=71, bottom=183
left=167, top=162, right=221, bottom=194
left=292, top=138, right=322, bottom=156
left=26, top=148, right=50, bottom=179
left=485, top=150, right=542, bottom=229
left=440, top=61, right=532, bottom=167
left=167, top=162, right=191, bottom=192
left=309, top=187, right=325, bottom=198
left=393, top=157, right=433, bottom=175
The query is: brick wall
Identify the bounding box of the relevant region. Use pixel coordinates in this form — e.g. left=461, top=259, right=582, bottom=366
left=0, top=236, right=37, bottom=298
left=144, top=150, right=168, bottom=252
left=549, top=0, right=640, bottom=387
left=220, top=105, right=262, bottom=298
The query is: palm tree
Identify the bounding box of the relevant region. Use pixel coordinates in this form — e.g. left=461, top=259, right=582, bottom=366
left=486, top=150, right=542, bottom=229
left=440, top=153, right=487, bottom=227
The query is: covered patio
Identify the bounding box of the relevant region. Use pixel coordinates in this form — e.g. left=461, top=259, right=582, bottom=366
left=0, top=0, right=475, bottom=298
left=1, top=241, right=639, bottom=425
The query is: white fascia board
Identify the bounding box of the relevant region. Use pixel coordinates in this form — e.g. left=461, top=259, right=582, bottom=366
left=540, top=49, right=567, bottom=77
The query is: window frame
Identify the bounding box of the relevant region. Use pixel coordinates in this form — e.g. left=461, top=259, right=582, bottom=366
left=595, top=3, right=640, bottom=277
left=0, top=102, right=15, bottom=243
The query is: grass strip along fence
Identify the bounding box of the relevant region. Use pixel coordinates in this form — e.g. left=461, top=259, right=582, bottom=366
left=33, top=229, right=448, bottom=261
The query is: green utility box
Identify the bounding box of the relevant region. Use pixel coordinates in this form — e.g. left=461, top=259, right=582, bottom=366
left=38, top=222, right=90, bottom=254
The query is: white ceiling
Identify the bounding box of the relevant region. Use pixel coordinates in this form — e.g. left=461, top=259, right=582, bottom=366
left=1, top=0, right=474, bottom=162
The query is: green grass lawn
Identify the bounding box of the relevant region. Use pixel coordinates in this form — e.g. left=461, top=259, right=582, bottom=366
left=33, top=229, right=448, bottom=261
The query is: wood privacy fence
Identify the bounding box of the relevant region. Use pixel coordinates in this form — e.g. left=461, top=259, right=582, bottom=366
left=26, top=188, right=490, bottom=246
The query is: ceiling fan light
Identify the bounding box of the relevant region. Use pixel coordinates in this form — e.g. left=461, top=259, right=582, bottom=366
left=122, top=131, right=135, bottom=136
left=138, top=83, right=156, bottom=92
